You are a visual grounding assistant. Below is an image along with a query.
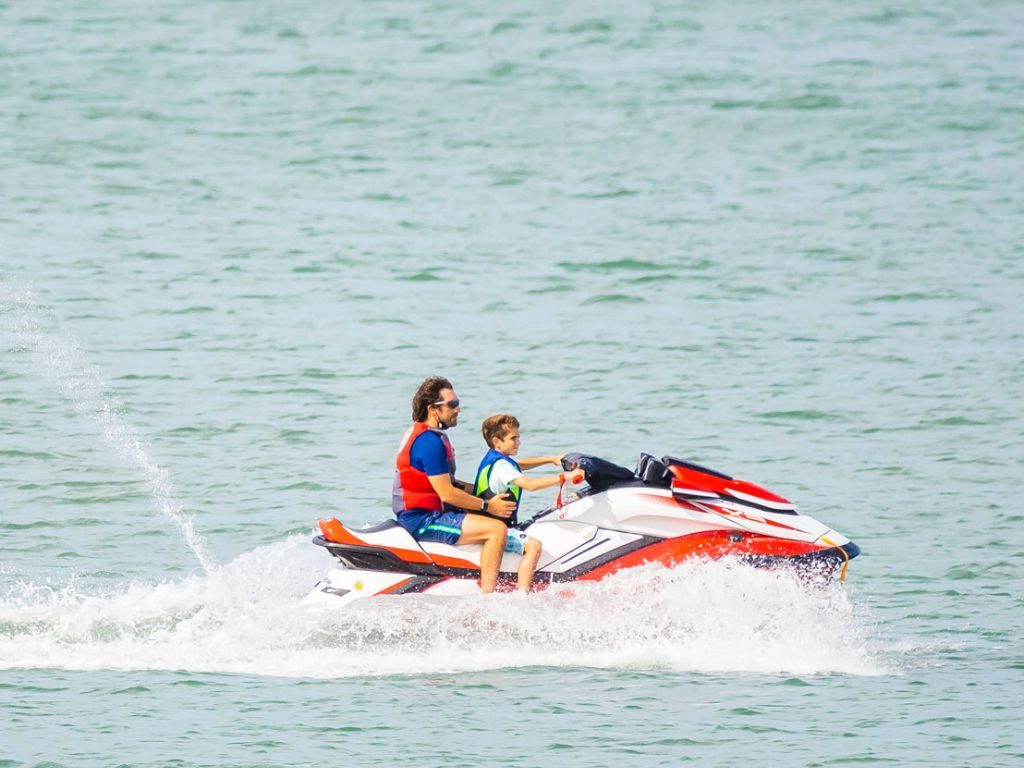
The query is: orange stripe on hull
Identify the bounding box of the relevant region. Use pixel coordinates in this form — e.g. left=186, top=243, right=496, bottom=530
left=428, top=554, right=480, bottom=570
left=378, top=577, right=414, bottom=595
left=578, top=530, right=827, bottom=582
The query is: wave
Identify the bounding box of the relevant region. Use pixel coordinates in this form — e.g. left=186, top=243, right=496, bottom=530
left=0, top=536, right=887, bottom=679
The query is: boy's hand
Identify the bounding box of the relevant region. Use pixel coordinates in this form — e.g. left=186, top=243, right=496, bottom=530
left=566, top=468, right=586, bottom=484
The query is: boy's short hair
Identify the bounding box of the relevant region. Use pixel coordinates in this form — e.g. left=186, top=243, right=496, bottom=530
left=482, top=414, right=520, bottom=448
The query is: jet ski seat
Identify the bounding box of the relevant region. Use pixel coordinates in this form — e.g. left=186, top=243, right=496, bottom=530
left=358, top=519, right=402, bottom=533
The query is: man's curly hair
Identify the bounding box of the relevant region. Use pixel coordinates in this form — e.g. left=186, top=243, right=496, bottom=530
left=411, top=376, right=453, bottom=422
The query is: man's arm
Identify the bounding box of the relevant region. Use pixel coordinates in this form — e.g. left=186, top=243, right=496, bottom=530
left=428, top=473, right=516, bottom=518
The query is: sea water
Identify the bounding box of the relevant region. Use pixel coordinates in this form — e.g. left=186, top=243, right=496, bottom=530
left=2, top=0, right=1023, bottom=766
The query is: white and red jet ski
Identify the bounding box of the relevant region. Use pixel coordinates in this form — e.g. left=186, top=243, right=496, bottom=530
left=306, top=453, right=860, bottom=605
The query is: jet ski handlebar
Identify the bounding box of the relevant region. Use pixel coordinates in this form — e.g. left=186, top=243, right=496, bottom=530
left=559, top=452, right=637, bottom=492
left=560, top=452, right=731, bottom=493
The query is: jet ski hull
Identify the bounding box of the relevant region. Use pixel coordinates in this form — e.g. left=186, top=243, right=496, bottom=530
left=306, top=453, right=861, bottom=605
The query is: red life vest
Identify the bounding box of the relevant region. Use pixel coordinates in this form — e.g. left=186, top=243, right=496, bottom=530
left=392, top=422, right=456, bottom=515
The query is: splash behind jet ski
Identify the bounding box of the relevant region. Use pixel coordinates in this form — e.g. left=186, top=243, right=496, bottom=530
left=306, top=452, right=860, bottom=605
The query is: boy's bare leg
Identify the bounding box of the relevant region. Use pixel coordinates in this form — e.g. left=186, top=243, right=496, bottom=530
left=517, top=538, right=542, bottom=592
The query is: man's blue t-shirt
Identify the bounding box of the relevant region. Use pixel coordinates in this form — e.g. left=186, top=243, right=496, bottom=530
left=408, top=430, right=451, bottom=476
left=397, top=430, right=456, bottom=536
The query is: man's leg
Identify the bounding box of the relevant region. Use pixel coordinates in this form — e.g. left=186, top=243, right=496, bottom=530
left=457, top=514, right=507, bottom=592
left=518, top=538, right=542, bottom=592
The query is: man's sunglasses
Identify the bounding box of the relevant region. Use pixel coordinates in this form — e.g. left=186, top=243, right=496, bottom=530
left=432, top=398, right=460, bottom=409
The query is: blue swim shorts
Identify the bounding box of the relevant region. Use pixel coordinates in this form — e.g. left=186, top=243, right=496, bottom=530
left=397, top=510, right=467, bottom=546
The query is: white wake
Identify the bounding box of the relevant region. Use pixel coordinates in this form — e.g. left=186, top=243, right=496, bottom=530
left=0, top=535, right=886, bottom=678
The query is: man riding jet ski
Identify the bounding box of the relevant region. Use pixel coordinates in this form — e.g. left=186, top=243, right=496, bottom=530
left=306, top=452, right=861, bottom=605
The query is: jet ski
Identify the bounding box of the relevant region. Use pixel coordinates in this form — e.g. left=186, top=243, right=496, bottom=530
left=306, top=452, right=860, bottom=605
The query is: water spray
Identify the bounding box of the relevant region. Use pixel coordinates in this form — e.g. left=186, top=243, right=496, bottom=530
left=0, top=283, right=214, bottom=573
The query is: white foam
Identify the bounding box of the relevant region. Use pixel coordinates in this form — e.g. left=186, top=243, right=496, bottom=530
left=0, top=536, right=889, bottom=678
left=0, top=284, right=213, bottom=572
